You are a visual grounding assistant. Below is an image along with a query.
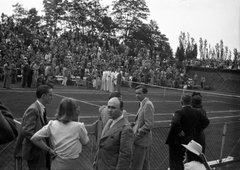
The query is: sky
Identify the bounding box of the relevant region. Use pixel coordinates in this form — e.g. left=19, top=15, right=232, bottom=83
left=0, top=0, right=239, bottom=53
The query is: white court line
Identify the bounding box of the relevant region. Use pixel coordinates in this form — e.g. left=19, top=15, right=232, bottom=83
left=77, top=100, right=221, bottom=103
left=155, top=115, right=240, bottom=123
left=0, top=88, right=237, bottom=105
left=155, top=110, right=240, bottom=116
left=55, top=92, right=108, bottom=95
left=2, top=88, right=240, bottom=101
left=54, top=93, right=101, bottom=107
left=4, top=89, right=240, bottom=121
left=45, top=110, right=240, bottom=120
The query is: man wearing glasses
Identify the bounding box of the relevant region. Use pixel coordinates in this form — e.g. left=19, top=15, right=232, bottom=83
left=14, top=85, right=53, bottom=170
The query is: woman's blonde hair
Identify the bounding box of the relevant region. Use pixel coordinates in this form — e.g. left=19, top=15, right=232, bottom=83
left=55, top=97, right=79, bottom=124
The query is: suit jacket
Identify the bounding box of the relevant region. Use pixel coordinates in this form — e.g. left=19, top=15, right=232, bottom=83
left=96, top=117, right=134, bottom=170
left=133, top=97, right=154, bottom=147
left=166, top=106, right=210, bottom=145
left=116, top=72, right=122, bottom=85
left=0, top=101, right=18, bottom=144
left=94, top=106, right=129, bottom=146
left=14, top=101, right=47, bottom=160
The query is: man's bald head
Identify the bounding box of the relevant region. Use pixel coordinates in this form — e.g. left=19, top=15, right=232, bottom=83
left=107, top=97, right=123, bottom=120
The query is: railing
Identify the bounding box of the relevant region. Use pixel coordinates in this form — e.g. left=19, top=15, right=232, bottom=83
left=0, top=121, right=240, bottom=170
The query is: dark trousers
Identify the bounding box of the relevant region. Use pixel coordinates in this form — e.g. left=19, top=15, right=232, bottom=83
left=27, top=150, right=50, bottom=170
left=131, top=145, right=150, bottom=170
left=168, top=144, right=185, bottom=170
left=3, top=75, right=11, bottom=88
left=21, top=76, right=27, bottom=87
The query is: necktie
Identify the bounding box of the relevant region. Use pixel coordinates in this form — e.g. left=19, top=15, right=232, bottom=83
left=43, top=108, right=50, bottom=169
left=135, top=102, right=142, bottom=120
left=43, top=108, right=48, bottom=125
left=102, top=120, right=113, bottom=136
left=133, top=102, right=142, bottom=133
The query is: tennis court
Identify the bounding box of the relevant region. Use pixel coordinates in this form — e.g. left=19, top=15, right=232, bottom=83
left=1, top=83, right=240, bottom=125
left=1, top=83, right=240, bottom=170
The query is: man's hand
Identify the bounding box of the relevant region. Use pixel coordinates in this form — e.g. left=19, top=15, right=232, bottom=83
left=179, top=131, right=185, bottom=137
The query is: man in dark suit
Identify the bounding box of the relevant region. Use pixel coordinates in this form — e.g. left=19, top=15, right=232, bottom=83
left=165, top=94, right=209, bottom=170
left=116, top=70, right=122, bottom=93
left=14, top=85, right=53, bottom=170
left=94, top=97, right=134, bottom=170
left=131, top=85, right=155, bottom=170
left=0, top=100, right=18, bottom=145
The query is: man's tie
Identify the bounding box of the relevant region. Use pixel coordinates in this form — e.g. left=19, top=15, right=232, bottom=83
left=43, top=108, right=48, bottom=125
left=102, top=120, right=113, bottom=136
left=43, top=108, right=50, bottom=169
left=133, top=102, right=142, bottom=133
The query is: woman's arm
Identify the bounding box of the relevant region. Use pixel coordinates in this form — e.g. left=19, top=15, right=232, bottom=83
left=30, top=121, right=57, bottom=157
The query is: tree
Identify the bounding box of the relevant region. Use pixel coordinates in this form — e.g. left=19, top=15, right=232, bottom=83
left=199, top=37, right=203, bottom=59
left=111, top=0, right=150, bottom=42
left=175, top=42, right=185, bottom=62
left=43, top=0, right=67, bottom=37
left=11, top=4, right=42, bottom=48
left=219, top=39, right=224, bottom=59
left=12, top=3, right=28, bottom=23
left=176, top=32, right=197, bottom=61
left=233, top=48, right=238, bottom=61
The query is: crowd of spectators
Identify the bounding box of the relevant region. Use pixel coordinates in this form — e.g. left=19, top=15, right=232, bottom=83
left=1, top=16, right=239, bottom=90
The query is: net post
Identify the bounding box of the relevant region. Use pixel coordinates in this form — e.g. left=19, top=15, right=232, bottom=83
left=219, top=122, right=227, bottom=163
left=182, top=88, right=185, bottom=95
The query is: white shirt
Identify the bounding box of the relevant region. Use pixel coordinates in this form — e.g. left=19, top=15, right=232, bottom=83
left=184, top=161, right=206, bottom=170
left=32, top=120, right=89, bottom=159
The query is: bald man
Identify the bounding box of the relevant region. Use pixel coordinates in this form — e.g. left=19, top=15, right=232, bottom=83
left=94, top=97, right=134, bottom=170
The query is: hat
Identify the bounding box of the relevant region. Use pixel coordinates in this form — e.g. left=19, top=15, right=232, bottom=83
left=182, top=140, right=202, bottom=156
left=192, top=92, right=202, bottom=98
left=192, top=95, right=202, bottom=106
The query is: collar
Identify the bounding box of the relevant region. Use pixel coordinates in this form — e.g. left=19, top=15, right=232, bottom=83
left=111, top=114, right=123, bottom=128
left=37, top=100, right=45, bottom=115
left=140, top=97, right=148, bottom=105
left=182, top=105, right=192, bottom=108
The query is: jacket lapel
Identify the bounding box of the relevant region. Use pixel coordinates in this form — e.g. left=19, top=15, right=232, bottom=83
left=101, top=118, right=125, bottom=138
left=34, top=101, right=45, bottom=125
left=135, top=98, right=148, bottom=121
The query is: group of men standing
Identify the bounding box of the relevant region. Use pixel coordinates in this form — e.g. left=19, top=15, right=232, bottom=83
left=94, top=85, right=155, bottom=170
left=11, top=81, right=209, bottom=170
left=12, top=84, right=155, bottom=170
left=93, top=88, right=210, bottom=170
left=101, top=68, right=123, bottom=93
